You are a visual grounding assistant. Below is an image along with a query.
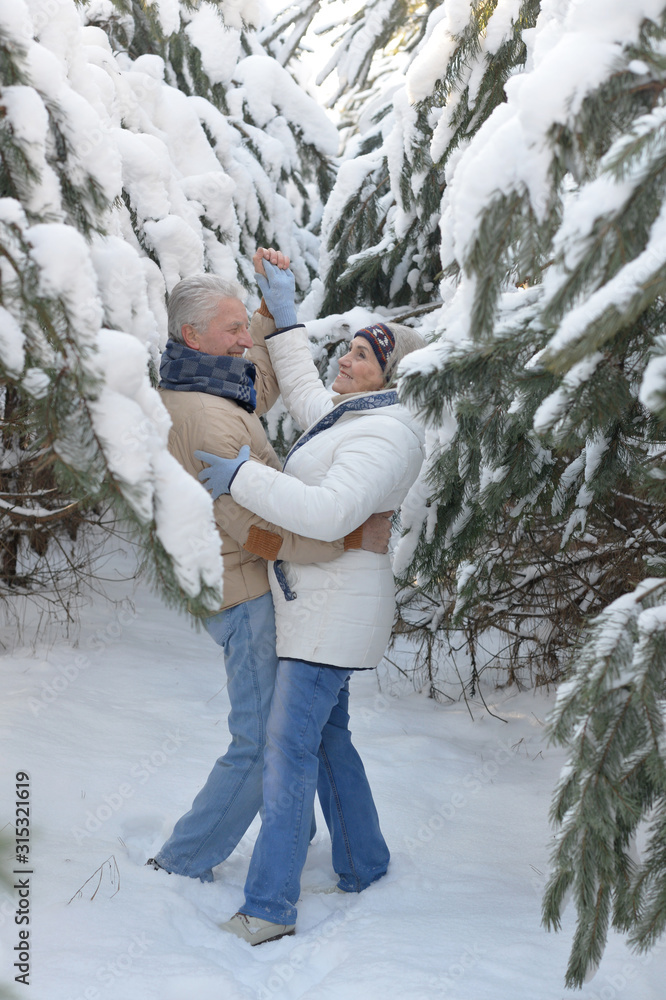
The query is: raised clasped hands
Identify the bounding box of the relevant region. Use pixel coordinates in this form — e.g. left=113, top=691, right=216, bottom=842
left=253, top=246, right=297, bottom=329
left=253, top=246, right=290, bottom=276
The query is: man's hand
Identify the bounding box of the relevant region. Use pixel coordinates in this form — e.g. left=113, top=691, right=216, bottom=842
left=360, top=512, right=394, bottom=554
left=253, top=247, right=290, bottom=277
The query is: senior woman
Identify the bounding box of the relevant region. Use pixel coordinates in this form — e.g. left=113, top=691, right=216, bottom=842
left=196, top=254, right=426, bottom=945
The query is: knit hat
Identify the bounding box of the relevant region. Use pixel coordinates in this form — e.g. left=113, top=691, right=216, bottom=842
left=355, top=322, right=426, bottom=385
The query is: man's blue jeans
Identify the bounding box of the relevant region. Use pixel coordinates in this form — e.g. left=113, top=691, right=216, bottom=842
left=242, top=659, right=390, bottom=925
left=154, top=592, right=278, bottom=881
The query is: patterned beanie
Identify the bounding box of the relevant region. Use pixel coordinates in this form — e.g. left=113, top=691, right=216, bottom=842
left=355, top=322, right=426, bottom=386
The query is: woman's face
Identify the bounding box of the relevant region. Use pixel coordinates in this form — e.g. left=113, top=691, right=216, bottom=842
left=332, top=337, right=385, bottom=394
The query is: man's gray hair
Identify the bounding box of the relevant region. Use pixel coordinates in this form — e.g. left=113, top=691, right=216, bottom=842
left=167, top=274, right=246, bottom=344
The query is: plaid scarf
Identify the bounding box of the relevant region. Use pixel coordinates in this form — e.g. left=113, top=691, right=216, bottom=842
left=159, top=340, right=257, bottom=413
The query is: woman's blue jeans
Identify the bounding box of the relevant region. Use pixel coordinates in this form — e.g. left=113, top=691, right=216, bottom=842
left=154, top=592, right=278, bottom=881
left=242, top=658, right=390, bottom=925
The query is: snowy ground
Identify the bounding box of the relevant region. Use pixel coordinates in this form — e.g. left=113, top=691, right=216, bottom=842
left=1, top=559, right=665, bottom=1000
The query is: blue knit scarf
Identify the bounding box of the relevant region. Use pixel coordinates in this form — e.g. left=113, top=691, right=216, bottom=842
left=159, top=340, right=257, bottom=413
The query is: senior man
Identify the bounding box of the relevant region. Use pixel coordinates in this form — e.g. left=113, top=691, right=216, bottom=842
left=148, top=251, right=390, bottom=882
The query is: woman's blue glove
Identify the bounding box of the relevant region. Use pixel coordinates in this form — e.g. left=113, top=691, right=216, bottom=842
left=256, top=260, right=297, bottom=328
left=195, top=445, right=250, bottom=499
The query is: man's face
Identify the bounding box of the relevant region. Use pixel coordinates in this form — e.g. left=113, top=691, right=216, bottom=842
left=182, top=297, right=253, bottom=356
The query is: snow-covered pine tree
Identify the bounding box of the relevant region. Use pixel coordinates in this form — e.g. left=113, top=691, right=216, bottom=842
left=382, top=1, right=666, bottom=681
left=0, top=0, right=338, bottom=627
left=257, top=0, right=321, bottom=73
left=382, top=0, right=666, bottom=983
left=86, top=0, right=338, bottom=289
left=308, top=0, right=439, bottom=112
left=315, top=0, right=441, bottom=316
left=0, top=0, right=224, bottom=618
left=311, top=0, right=539, bottom=316
left=84, top=0, right=339, bottom=466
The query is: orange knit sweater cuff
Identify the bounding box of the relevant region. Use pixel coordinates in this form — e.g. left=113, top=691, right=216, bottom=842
left=343, top=526, right=363, bottom=550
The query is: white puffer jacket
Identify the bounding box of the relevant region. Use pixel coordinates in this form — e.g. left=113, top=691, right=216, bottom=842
left=229, top=326, right=425, bottom=670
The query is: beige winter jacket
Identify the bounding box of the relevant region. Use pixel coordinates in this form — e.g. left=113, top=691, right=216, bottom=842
left=159, top=309, right=356, bottom=611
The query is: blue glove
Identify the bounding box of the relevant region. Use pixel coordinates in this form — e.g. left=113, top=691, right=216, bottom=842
left=256, top=260, right=297, bottom=328
left=195, top=445, right=250, bottom=499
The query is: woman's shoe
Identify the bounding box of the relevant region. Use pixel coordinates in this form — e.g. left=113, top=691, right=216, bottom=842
left=219, top=912, right=295, bottom=945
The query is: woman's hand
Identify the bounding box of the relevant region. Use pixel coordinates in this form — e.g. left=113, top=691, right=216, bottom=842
left=253, top=248, right=297, bottom=329
left=195, top=445, right=250, bottom=499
